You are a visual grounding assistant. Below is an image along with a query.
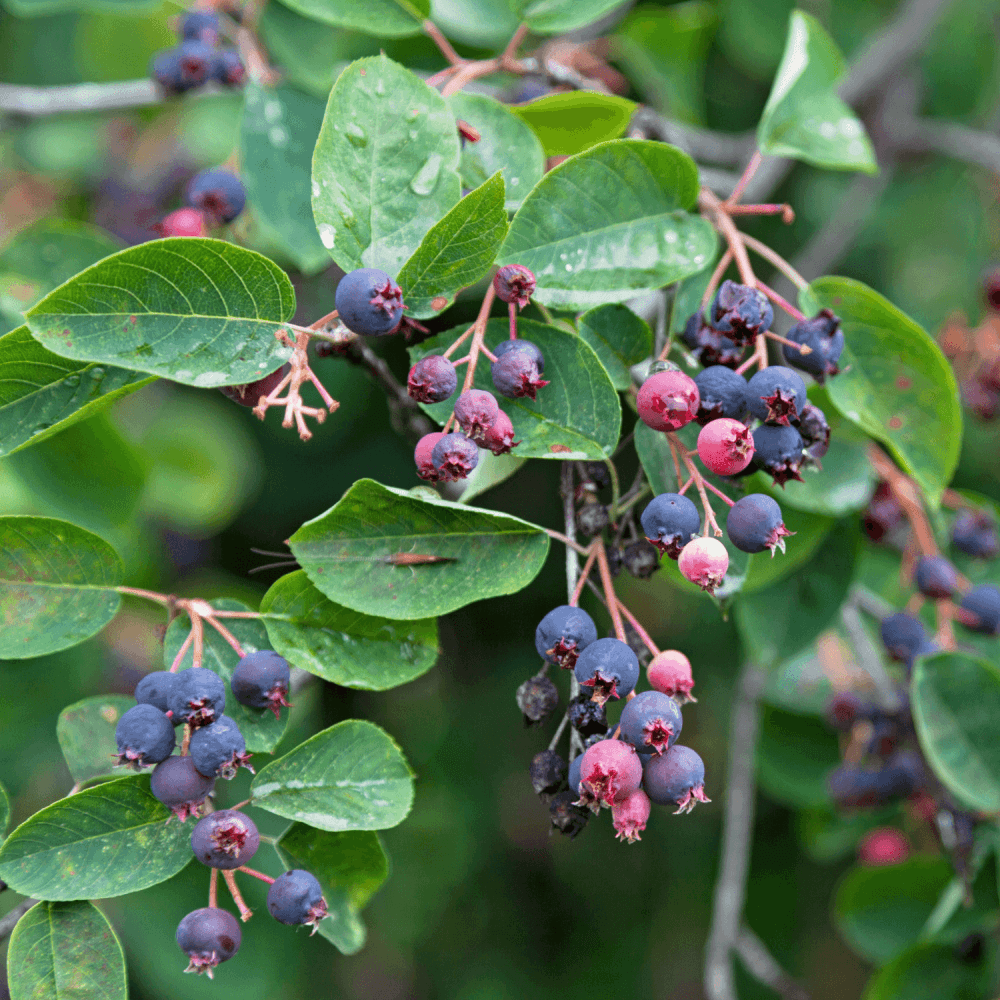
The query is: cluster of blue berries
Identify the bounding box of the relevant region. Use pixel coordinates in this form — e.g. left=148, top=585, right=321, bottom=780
left=150, top=11, right=245, bottom=96
left=154, top=168, right=247, bottom=238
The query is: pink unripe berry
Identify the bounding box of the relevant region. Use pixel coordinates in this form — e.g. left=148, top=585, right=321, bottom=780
left=858, top=827, right=909, bottom=866
left=154, top=207, right=207, bottom=237
left=636, top=371, right=700, bottom=432
left=697, top=419, right=755, bottom=476
left=483, top=409, right=519, bottom=455
left=678, top=536, right=728, bottom=594
left=576, top=738, right=643, bottom=813
left=647, top=649, right=696, bottom=703
left=612, top=788, right=651, bottom=843
left=414, top=432, right=446, bottom=481
left=453, top=389, right=499, bottom=444
left=493, top=264, right=536, bottom=308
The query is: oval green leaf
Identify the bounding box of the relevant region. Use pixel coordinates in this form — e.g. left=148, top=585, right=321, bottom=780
left=576, top=303, right=653, bottom=390
left=510, top=92, right=637, bottom=157
left=0, top=774, right=192, bottom=900
left=25, top=239, right=296, bottom=387
left=515, top=0, right=628, bottom=34
left=251, top=719, right=414, bottom=831
left=0, top=516, right=123, bottom=660
left=274, top=0, right=428, bottom=35
left=56, top=694, right=135, bottom=785
left=862, top=941, right=994, bottom=1000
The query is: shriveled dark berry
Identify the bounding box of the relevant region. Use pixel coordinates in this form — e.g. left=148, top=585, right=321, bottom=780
left=408, top=355, right=457, bottom=404
left=782, top=309, right=844, bottom=383
left=529, top=749, right=567, bottom=796
left=516, top=674, right=558, bottom=725
left=567, top=692, right=608, bottom=738
left=549, top=790, right=589, bottom=837
left=623, top=540, right=660, bottom=578
left=710, top=280, right=774, bottom=345
left=576, top=502, right=609, bottom=537
left=493, top=264, right=536, bottom=308
left=191, top=809, right=260, bottom=869
left=798, top=402, right=831, bottom=461
left=605, top=544, right=623, bottom=577
left=176, top=907, right=240, bottom=978
left=682, top=312, right=744, bottom=368
left=267, top=870, right=328, bottom=932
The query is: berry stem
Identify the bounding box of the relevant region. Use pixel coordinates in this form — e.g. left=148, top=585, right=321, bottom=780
left=678, top=476, right=693, bottom=496
left=500, top=23, right=530, bottom=64
left=169, top=629, right=194, bottom=673
left=116, top=586, right=171, bottom=605
left=180, top=723, right=193, bottom=756
left=569, top=544, right=599, bottom=606
left=727, top=203, right=794, bottom=223
left=190, top=612, right=205, bottom=670
left=699, top=188, right=756, bottom=287
left=756, top=280, right=806, bottom=322
left=236, top=865, right=276, bottom=885
left=208, top=610, right=262, bottom=619
left=425, top=62, right=462, bottom=88
left=701, top=478, right=737, bottom=507
left=460, top=285, right=498, bottom=394
left=666, top=434, right=685, bottom=491
left=867, top=444, right=939, bottom=556
left=205, top=616, right=246, bottom=659
left=508, top=301, right=518, bottom=341
left=451, top=355, right=471, bottom=367
left=699, top=248, right=734, bottom=311
left=764, top=329, right=811, bottom=353
left=738, top=232, right=808, bottom=290
left=669, top=433, right=725, bottom=536
left=616, top=600, right=660, bottom=657
left=222, top=870, right=254, bottom=922
left=724, top=150, right=763, bottom=207
left=209, top=867, right=219, bottom=908
left=442, top=323, right=476, bottom=359
left=547, top=709, right=572, bottom=753
left=594, top=539, right=626, bottom=642
left=542, top=527, right=591, bottom=556
left=422, top=18, right=465, bottom=66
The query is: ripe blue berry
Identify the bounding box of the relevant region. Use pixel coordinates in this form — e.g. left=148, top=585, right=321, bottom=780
left=454, top=389, right=499, bottom=442
left=150, top=755, right=215, bottom=821
left=219, top=364, right=289, bottom=408
left=186, top=168, right=246, bottom=224
left=430, top=432, right=479, bottom=481
left=694, top=365, right=749, bottom=424
left=190, top=715, right=253, bottom=779
left=643, top=744, right=710, bottom=813
left=619, top=690, right=683, bottom=756
left=573, top=637, right=640, bottom=705
left=568, top=753, right=583, bottom=796
left=953, top=509, right=1000, bottom=558
left=408, top=355, right=457, bottom=404
left=176, top=907, right=240, bottom=978
left=267, top=870, right=329, bottom=932
left=885, top=750, right=924, bottom=797
left=640, top=493, right=700, bottom=558
left=231, top=650, right=291, bottom=719
left=782, top=309, right=844, bottom=383
left=493, top=338, right=545, bottom=373
left=135, top=670, right=180, bottom=716
left=914, top=555, right=958, bottom=599
left=880, top=612, right=934, bottom=661
left=798, top=402, right=830, bottom=461
left=191, top=809, right=259, bottom=869
left=180, top=10, right=220, bottom=43
left=828, top=765, right=885, bottom=808
left=176, top=39, right=216, bottom=88
left=492, top=264, right=536, bottom=308
left=682, top=313, right=744, bottom=368
left=959, top=584, right=1000, bottom=634
left=746, top=366, right=807, bottom=426
left=150, top=48, right=191, bottom=95
left=168, top=667, right=226, bottom=728
left=491, top=351, right=548, bottom=400
left=335, top=268, right=404, bottom=336
left=726, top=494, right=793, bottom=555
left=751, top=423, right=805, bottom=486
left=115, top=704, right=176, bottom=769
left=212, top=49, right=245, bottom=86
left=535, top=605, right=598, bottom=669
left=710, top=280, right=773, bottom=344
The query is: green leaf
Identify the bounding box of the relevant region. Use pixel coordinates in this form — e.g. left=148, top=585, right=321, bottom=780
left=510, top=92, right=637, bottom=157
left=0, top=516, right=122, bottom=660
left=397, top=172, right=508, bottom=319
left=275, top=823, right=388, bottom=955
left=251, top=719, right=414, bottom=831
left=409, top=317, right=622, bottom=459
left=1, top=0, right=156, bottom=14
left=241, top=83, right=331, bottom=276
left=312, top=55, right=461, bottom=276
left=757, top=10, right=877, bottom=173
left=742, top=506, right=833, bottom=592
left=446, top=92, right=545, bottom=212
left=0, top=324, right=154, bottom=458
left=289, top=478, right=549, bottom=620
left=911, top=651, right=1000, bottom=813
left=271, top=0, right=427, bottom=33
left=835, top=857, right=954, bottom=965
left=456, top=451, right=527, bottom=504
left=163, top=599, right=288, bottom=754
left=514, top=0, right=629, bottom=34
left=756, top=705, right=841, bottom=808
left=0, top=775, right=192, bottom=900
left=429, top=0, right=519, bottom=47
left=499, top=140, right=717, bottom=309
left=804, top=277, right=962, bottom=507
left=7, top=900, right=127, bottom=1000
left=25, top=239, right=296, bottom=387
left=576, top=303, right=653, bottom=390
left=56, top=694, right=135, bottom=785
left=861, top=941, right=994, bottom=1000
left=260, top=570, right=438, bottom=690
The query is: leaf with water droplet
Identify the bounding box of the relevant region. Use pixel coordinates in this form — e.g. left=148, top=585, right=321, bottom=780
left=409, top=153, right=443, bottom=197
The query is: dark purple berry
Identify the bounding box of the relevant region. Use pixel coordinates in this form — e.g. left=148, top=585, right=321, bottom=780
left=605, top=544, right=623, bottom=577
left=535, top=605, right=597, bottom=669
left=454, top=389, right=499, bottom=443
left=642, top=744, right=710, bottom=813
left=493, top=338, right=545, bottom=374
left=114, top=703, right=176, bottom=769
left=751, top=423, right=805, bottom=487
left=864, top=482, right=903, bottom=542
left=176, top=907, right=240, bottom=978
left=682, top=312, right=744, bottom=368
left=219, top=364, right=289, bottom=408
left=573, top=637, right=640, bottom=705
left=576, top=502, right=609, bottom=537
left=430, top=432, right=479, bottom=481
left=267, top=870, right=328, bottom=932
left=491, top=351, right=548, bottom=400
left=828, top=765, right=885, bottom=808
left=782, top=309, right=844, bottom=383
left=567, top=692, right=608, bottom=738
left=959, top=584, right=1000, bottom=634
left=885, top=750, right=924, bottom=797
left=180, top=10, right=220, bottom=43
left=335, top=268, right=404, bottom=336
left=584, top=461, right=610, bottom=489
left=493, top=264, right=535, bottom=308
left=623, top=540, right=660, bottom=578
left=212, top=49, right=245, bottom=86
left=568, top=753, right=583, bottom=795
left=190, top=715, right=253, bottom=779
left=880, top=612, right=934, bottom=661
left=408, top=355, right=457, bottom=404
left=710, top=280, right=774, bottom=344
left=186, top=168, right=246, bottom=224
left=549, top=789, right=589, bottom=837
left=529, top=749, right=567, bottom=796
left=798, top=402, right=831, bottom=461
left=231, top=650, right=291, bottom=719
left=914, top=555, right=958, bottom=599
left=619, top=690, right=683, bottom=756
left=746, top=366, right=807, bottom=426
left=640, top=493, right=700, bottom=558
left=191, top=809, right=259, bottom=869
left=150, top=48, right=192, bottom=95
left=516, top=674, right=558, bottom=725
left=168, top=667, right=226, bottom=728
left=953, top=510, right=1000, bottom=558
left=176, top=39, right=215, bottom=88
left=726, top=493, right=793, bottom=555
left=150, top=755, right=215, bottom=821
left=693, top=365, right=749, bottom=424
left=135, top=671, right=180, bottom=716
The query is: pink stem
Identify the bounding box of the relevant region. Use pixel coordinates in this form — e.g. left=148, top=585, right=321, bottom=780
left=206, top=616, right=246, bottom=658
left=169, top=630, right=194, bottom=673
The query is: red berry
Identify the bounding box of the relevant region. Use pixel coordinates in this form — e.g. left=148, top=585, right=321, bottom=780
left=612, top=788, right=651, bottom=843
left=414, top=432, right=446, bottom=481
left=482, top=409, right=519, bottom=455
left=154, top=208, right=207, bottom=237
left=453, top=389, right=498, bottom=444
left=678, top=536, right=728, bottom=594
left=858, top=827, right=909, bottom=866
left=647, top=649, right=696, bottom=703
left=575, top=738, right=643, bottom=813
left=636, top=371, right=700, bottom=432
left=493, top=264, right=536, bottom=308
left=697, top=418, right=754, bottom=475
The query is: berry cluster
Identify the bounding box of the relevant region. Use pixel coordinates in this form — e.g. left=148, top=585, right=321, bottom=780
left=150, top=10, right=245, bottom=97
left=938, top=271, right=1000, bottom=419
left=154, top=168, right=247, bottom=238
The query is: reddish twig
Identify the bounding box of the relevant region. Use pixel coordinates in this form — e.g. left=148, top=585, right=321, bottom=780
left=205, top=616, right=245, bottom=659
left=423, top=19, right=465, bottom=66
left=756, top=279, right=806, bottom=322
left=616, top=599, right=660, bottom=657
left=594, top=539, right=626, bottom=641
left=237, top=866, right=276, bottom=885
left=570, top=543, right=599, bottom=606
left=169, top=630, right=194, bottom=673
left=222, top=870, right=253, bottom=922
left=725, top=151, right=763, bottom=207
left=209, top=867, right=219, bottom=908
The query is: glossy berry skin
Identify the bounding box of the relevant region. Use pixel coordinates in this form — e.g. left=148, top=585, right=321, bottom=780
left=414, top=432, right=446, bottom=481
left=154, top=208, right=206, bottom=237
left=135, top=671, right=180, bottom=716
left=219, top=364, right=289, bottom=408
left=150, top=755, right=215, bottom=821
left=530, top=749, right=567, bottom=796
left=115, top=704, right=176, bottom=769
left=952, top=509, right=1000, bottom=558
left=798, top=402, right=831, bottom=461
left=612, top=788, right=651, bottom=843
left=493, top=264, right=536, bottom=308
left=491, top=351, right=548, bottom=400
left=697, top=418, right=754, bottom=476
left=573, top=637, right=640, bottom=705
left=880, top=612, right=934, bottom=661
left=408, top=355, right=457, bottom=404
left=682, top=313, right=744, bottom=368
left=482, top=409, right=518, bottom=455
left=454, top=389, right=499, bottom=443
left=636, top=370, right=700, bottom=432
left=494, top=338, right=545, bottom=374
left=858, top=828, right=909, bottom=866
left=430, top=432, right=479, bottom=481
left=576, top=738, right=643, bottom=812
left=726, top=494, right=793, bottom=555
left=176, top=907, right=240, bottom=978
left=231, top=650, right=291, bottom=718
left=190, top=715, right=253, bottom=779
left=914, top=555, right=958, bottom=599
left=694, top=365, right=749, bottom=424
left=710, top=280, right=774, bottom=344
left=335, top=268, right=404, bottom=336
left=640, top=493, right=700, bottom=558
left=180, top=10, right=220, bottom=43
left=751, top=424, right=805, bottom=487
left=746, top=366, right=807, bottom=426
left=168, top=667, right=226, bottom=728
left=647, top=650, right=695, bottom=703
left=678, top=536, right=728, bottom=594
left=643, top=744, right=710, bottom=813
left=782, top=309, right=844, bottom=383
left=619, top=690, right=683, bottom=756
left=959, top=584, right=1000, bottom=634
left=191, top=809, right=259, bottom=869
left=212, top=50, right=245, bottom=86
left=535, top=605, right=597, bottom=669
left=567, top=692, right=608, bottom=737
left=267, top=870, right=328, bottom=932
left=186, top=169, right=246, bottom=224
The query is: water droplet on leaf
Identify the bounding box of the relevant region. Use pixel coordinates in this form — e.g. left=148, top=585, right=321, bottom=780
left=345, top=123, right=367, bottom=147
left=409, top=154, right=442, bottom=197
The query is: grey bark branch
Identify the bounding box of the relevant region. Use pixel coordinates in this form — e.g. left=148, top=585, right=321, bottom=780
left=1, top=80, right=164, bottom=117
left=0, top=899, right=36, bottom=940
left=344, top=341, right=432, bottom=442
left=735, top=925, right=811, bottom=1000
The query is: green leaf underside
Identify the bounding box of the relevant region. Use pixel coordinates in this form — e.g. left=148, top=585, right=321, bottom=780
left=251, top=719, right=414, bottom=831
left=312, top=55, right=462, bottom=276
left=500, top=139, right=717, bottom=309
left=912, top=652, right=1000, bottom=813
left=757, top=10, right=877, bottom=172
left=410, top=317, right=621, bottom=460
left=0, top=324, right=153, bottom=458
left=397, top=172, right=508, bottom=319
left=511, top=92, right=637, bottom=156
left=56, top=694, right=135, bottom=785
left=446, top=93, right=545, bottom=212
left=25, top=238, right=296, bottom=387
left=276, top=824, right=388, bottom=955
left=7, top=900, right=127, bottom=1000
left=162, top=599, right=287, bottom=754
left=0, top=516, right=123, bottom=660
left=457, top=450, right=528, bottom=504
left=273, top=0, right=428, bottom=35
left=861, top=942, right=994, bottom=1000
left=260, top=570, right=439, bottom=690
left=576, top=303, right=653, bottom=390
left=805, top=277, right=962, bottom=507
left=515, top=0, right=627, bottom=34
left=288, top=478, right=549, bottom=620
left=0, top=775, right=191, bottom=900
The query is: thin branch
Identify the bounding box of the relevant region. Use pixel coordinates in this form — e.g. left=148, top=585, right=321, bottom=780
left=423, top=19, right=465, bottom=66
left=0, top=79, right=160, bottom=116
left=561, top=463, right=584, bottom=756
left=0, top=899, right=36, bottom=940
left=840, top=604, right=903, bottom=712
left=735, top=926, right=811, bottom=1000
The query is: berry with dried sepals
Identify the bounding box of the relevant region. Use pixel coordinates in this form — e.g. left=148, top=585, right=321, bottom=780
left=605, top=544, right=623, bottom=577
left=726, top=494, right=793, bottom=555
left=576, top=502, right=609, bottom=537
left=335, top=268, right=404, bottom=336
left=678, top=536, right=728, bottom=593
left=493, top=264, right=536, bottom=308
left=746, top=366, right=807, bottom=426
left=573, top=637, right=640, bottom=705
left=453, top=389, right=499, bottom=443
left=516, top=674, right=558, bottom=725
left=493, top=338, right=545, bottom=373
left=482, top=409, right=518, bottom=455
left=535, top=605, right=598, bottom=669
left=623, top=540, right=660, bottom=578
left=549, top=790, right=589, bottom=837
left=491, top=351, right=549, bottom=400
left=880, top=612, right=935, bottom=662
left=430, top=432, right=479, bottom=481
left=150, top=48, right=190, bottom=94
left=619, top=690, right=683, bottom=756
left=751, top=423, right=805, bottom=487
left=231, top=650, right=291, bottom=719
left=168, top=667, right=226, bottom=728
left=636, top=370, right=700, bottom=432
left=914, top=555, right=958, bottom=599
left=643, top=744, right=710, bottom=813
left=567, top=692, right=608, bottom=737
left=640, top=492, right=700, bottom=558
left=212, top=49, right=245, bottom=86
left=864, top=482, right=904, bottom=542
left=408, top=355, right=457, bottom=404
left=414, top=432, right=446, bottom=481
left=135, top=671, right=180, bottom=716
left=798, top=402, right=831, bottom=462
left=150, top=755, right=215, bottom=821
left=191, top=809, right=260, bottom=869
left=697, top=418, right=755, bottom=476
left=176, top=907, right=240, bottom=978
left=959, top=584, right=1000, bottom=634
left=710, top=280, right=774, bottom=344
left=115, top=703, right=176, bottom=769
left=612, top=788, right=651, bottom=843
left=153, top=208, right=207, bottom=237
left=529, top=749, right=567, bottom=796
left=781, top=308, right=844, bottom=383
left=185, top=168, right=246, bottom=224
left=267, top=870, right=328, bottom=932
left=180, top=10, right=220, bottom=42
left=575, top=737, right=643, bottom=812
left=953, top=509, right=1000, bottom=558
left=219, top=364, right=289, bottom=408
left=647, top=650, right=695, bottom=703
left=694, top=365, right=749, bottom=424
left=584, top=461, right=610, bottom=489
left=190, top=715, right=253, bottom=779
left=682, top=313, right=744, bottom=368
